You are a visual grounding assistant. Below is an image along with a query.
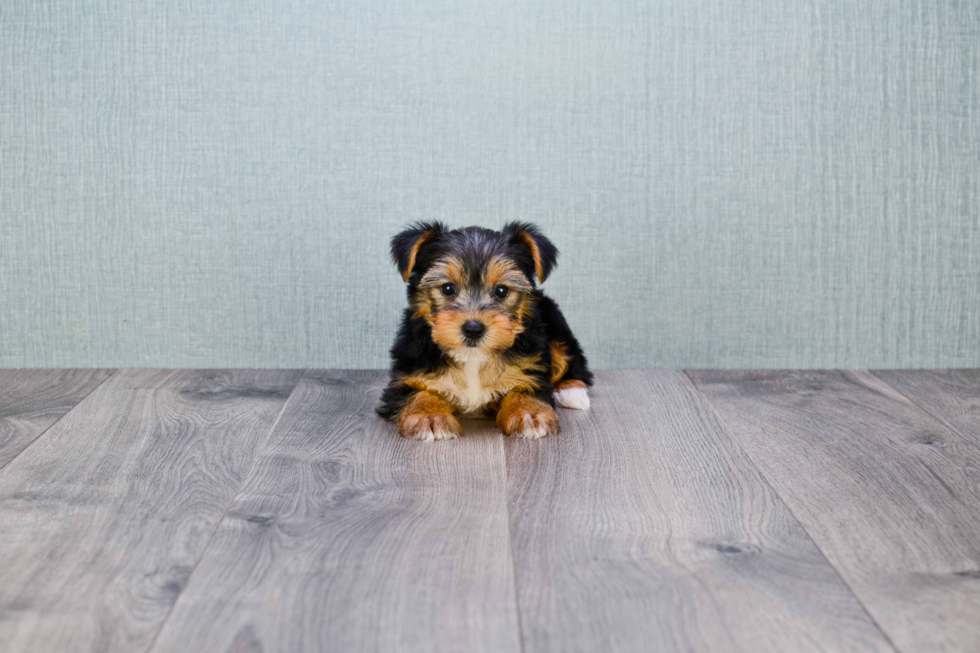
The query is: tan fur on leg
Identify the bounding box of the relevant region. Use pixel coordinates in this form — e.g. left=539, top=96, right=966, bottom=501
left=396, top=391, right=462, bottom=441
left=496, top=391, right=560, bottom=439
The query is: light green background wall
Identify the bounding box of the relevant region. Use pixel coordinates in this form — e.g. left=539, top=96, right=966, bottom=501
left=2, top=0, right=978, bottom=369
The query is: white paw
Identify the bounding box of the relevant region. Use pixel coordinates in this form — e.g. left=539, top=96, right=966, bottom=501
left=412, top=428, right=458, bottom=442
left=512, top=423, right=550, bottom=440
left=553, top=386, right=590, bottom=410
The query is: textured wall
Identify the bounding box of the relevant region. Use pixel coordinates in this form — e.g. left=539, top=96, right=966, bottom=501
left=1, top=0, right=978, bottom=369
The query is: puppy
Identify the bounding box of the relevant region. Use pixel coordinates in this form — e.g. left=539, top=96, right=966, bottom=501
left=377, top=222, right=593, bottom=441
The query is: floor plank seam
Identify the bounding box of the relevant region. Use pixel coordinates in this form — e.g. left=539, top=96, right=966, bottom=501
left=868, top=370, right=980, bottom=448
left=501, top=435, right=528, bottom=653
left=0, top=368, right=118, bottom=474
left=681, top=370, right=905, bottom=653
left=142, top=371, right=306, bottom=653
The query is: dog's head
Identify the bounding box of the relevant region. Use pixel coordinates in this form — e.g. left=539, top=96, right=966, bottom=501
left=391, top=222, right=558, bottom=360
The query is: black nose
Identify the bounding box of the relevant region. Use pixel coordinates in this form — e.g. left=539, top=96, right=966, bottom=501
left=462, top=320, right=486, bottom=341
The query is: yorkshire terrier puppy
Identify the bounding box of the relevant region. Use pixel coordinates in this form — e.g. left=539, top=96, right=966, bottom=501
left=378, top=221, right=593, bottom=441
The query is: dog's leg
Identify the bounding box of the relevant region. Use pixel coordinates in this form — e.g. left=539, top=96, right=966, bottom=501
left=553, top=379, right=591, bottom=410
left=495, top=390, right=560, bottom=439
left=535, top=295, right=593, bottom=410
left=396, top=390, right=461, bottom=441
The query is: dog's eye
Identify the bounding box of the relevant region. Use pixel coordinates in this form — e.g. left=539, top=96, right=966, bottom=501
left=440, top=283, right=457, bottom=297
left=493, top=285, right=509, bottom=299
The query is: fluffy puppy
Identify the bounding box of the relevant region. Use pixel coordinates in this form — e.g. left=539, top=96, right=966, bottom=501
left=377, top=222, right=593, bottom=441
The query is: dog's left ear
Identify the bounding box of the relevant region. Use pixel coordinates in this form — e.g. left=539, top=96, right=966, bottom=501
left=503, top=222, right=558, bottom=283
left=391, top=221, right=446, bottom=282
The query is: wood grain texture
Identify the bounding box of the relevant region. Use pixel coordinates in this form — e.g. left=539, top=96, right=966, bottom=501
left=0, top=369, right=302, bottom=653
left=689, top=370, right=980, bottom=653
left=149, top=370, right=520, bottom=653
left=0, top=369, right=114, bottom=469
left=873, top=370, right=980, bottom=447
left=506, top=370, right=893, bottom=653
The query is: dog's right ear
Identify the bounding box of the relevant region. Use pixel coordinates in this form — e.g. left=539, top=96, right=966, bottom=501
left=390, top=221, right=446, bottom=282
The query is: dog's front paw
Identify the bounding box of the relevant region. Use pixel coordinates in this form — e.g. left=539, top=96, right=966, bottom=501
left=553, top=379, right=590, bottom=410
left=397, top=392, right=462, bottom=442
left=496, top=393, right=560, bottom=439
left=400, top=414, right=460, bottom=441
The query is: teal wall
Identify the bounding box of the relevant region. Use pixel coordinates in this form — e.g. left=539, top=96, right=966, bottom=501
left=2, top=0, right=978, bottom=369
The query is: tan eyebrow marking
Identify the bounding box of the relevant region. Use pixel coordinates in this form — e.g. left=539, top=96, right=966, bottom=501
left=483, top=256, right=533, bottom=292
left=419, top=256, right=467, bottom=288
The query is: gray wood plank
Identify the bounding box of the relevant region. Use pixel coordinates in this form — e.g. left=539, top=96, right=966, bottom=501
left=0, top=369, right=302, bottom=653
left=506, top=370, right=894, bottom=653
left=149, top=370, right=521, bottom=653
left=873, top=370, right=980, bottom=446
left=689, top=370, right=980, bottom=653
left=0, top=369, right=114, bottom=469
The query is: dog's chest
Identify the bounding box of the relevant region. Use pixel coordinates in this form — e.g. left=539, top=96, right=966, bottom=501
left=437, top=355, right=499, bottom=415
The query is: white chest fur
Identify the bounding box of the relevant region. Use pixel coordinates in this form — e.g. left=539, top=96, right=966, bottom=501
left=437, top=350, right=499, bottom=415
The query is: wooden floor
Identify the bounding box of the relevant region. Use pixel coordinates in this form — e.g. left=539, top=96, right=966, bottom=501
left=1, top=370, right=979, bottom=653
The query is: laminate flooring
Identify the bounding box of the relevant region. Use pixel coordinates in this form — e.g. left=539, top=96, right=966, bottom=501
left=1, top=369, right=977, bottom=653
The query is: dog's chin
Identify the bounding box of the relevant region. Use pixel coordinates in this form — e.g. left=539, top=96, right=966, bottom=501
left=446, top=345, right=492, bottom=364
